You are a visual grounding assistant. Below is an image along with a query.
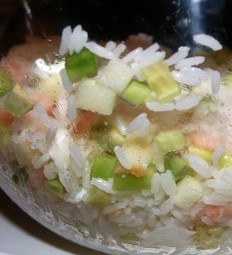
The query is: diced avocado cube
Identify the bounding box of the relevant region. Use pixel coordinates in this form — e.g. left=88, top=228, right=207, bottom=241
left=218, top=151, right=232, bottom=169
left=143, top=60, right=181, bottom=103
left=0, top=123, right=10, bottom=149
left=121, top=80, right=151, bottom=106
left=44, top=178, right=65, bottom=196
left=195, top=225, right=223, bottom=250
left=0, top=68, right=13, bottom=97
left=164, top=153, right=189, bottom=181
left=87, top=186, right=111, bottom=206
left=91, top=155, right=117, bottom=180
left=65, top=48, right=98, bottom=82
left=113, top=164, right=154, bottom=191
left=154, top=129, right=187, bottom=153
left=4, top=84, right=34, bottom=117
left=188, top=145, right=213, bottom=163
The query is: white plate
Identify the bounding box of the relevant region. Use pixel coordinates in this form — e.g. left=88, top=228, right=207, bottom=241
left=0, top=189, right=103, bottom=255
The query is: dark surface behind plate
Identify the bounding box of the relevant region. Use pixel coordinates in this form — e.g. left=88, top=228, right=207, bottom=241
left=1, top=0, right=232, bottom=57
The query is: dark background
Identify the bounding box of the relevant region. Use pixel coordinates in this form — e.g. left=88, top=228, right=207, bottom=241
left=0, top=0, right=232, bottom=56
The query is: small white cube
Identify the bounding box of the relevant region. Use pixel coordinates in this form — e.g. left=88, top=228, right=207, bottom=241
left=75, top=79, right=116, bottom=115
left=97, top=59, right=134, bottom=93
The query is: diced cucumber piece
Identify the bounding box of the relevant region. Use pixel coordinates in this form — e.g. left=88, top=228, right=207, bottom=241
left=195, top=225, right=223, bottom=250
left=44, top=178, right=65, bottom=196
left=91, top=155, right=117, bottom=180
left=87, top=186, right=111, bottom=206
left=113, top=164, right=154, bottom=191
left=65, top=48, right=98, bottom=82
left=218, top=151, right=232, bottom=169
left=121, top=80, right=151, bottom=106
left=97, top=59, right=134, bottom=93
left=0, top=68, right=13, bottom=97
left=4, top=84, right=34, bottom=117
left=143, top=60, right=181, bottom=103
left=154, top=129, right=187, bottom=153
left=76, top=79, right=116, bottom=115
left=188, top=145, right=212, bottom=163
left=164, top=153, right=189, bottom=181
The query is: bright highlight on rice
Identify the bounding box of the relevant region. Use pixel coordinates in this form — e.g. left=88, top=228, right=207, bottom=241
left=2, top=23, right=232, bottom=252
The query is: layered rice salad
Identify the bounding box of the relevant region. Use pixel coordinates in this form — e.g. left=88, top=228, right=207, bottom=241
left=1, top=25, right=232, bottom=250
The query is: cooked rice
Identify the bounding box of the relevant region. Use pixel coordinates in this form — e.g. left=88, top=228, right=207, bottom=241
left=175, top=56, right=205, bottom=70
left=193, top=34, right=222, bottom=51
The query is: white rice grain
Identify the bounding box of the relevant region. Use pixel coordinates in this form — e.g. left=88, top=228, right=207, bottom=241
left=67, top=94, right=77, bottom=122
left=105, top=41, right=116, bottom=51
left=146, top=101, right=175, bottom=112
left=185, top=154, right=212, bottom=178
left=134, top=43, right=159, bottom=62
left=193, top=34, right=222, bottom=51
left=45, top=126, right=58, bottom=146
left=85, top=42, right=115, bottom=59
left=126, top=113, right=150, bottom=135
left=211, top=70, right=221, bottom=94
left=69, top=143, right=85, bottom=171
left=138, top=51, right=165, bottom=69
left=59, top=26, right=72, bottom=55
left=212, top=145, right=225, bottom=165
left=43, top=162, right=58, bottom=180
left=116, top=117, right=127, bottom=135
left=103, top=203, right=127, bottom=214
left=175, top=93, right=202, bottom=110
left=180, top=67, right=208, bottom=80
left=90, top=178, right=116, bottom=194
left=60, top=68, right=72, bottom=93
left=114, top=146, right=132, bottom=169
left=33, top=152, right=51, bottom=169
left=160, top=171, right=177, bottom=200
left=113, top=43, right=126, bottom=57
left=175, top=56, right=205, bottom=70
left=122, top=47, right=143, bottom=63
left=165, top=46, right=190, bottom=66
left=36, top=103, right=59, bottom=129
left=172, top=70, right=201, bottom=86
left=68, top=25, right=88, bottom=54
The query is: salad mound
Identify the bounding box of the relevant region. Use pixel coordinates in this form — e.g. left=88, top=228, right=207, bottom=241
left=1, top=24, right=232, bottom=250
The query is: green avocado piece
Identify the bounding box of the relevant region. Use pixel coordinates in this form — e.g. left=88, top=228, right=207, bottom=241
left=4, top=84, right=34, bottom=117
left=0, top=68, right=13, bottom=97
left=113, top=164, right=154, bottom=191
left=65, top=48, right=98, bottom=82
left=143, top=60, right=181, bottom=103
left=164, top=153, right=189, bottom=181
left=91, top=155, right=117, bottom=180
left=44, top=178, right=65, bottom=196
left=121, top=80, right=151, bottom=106
left=154, top=129, right=187, bottom=153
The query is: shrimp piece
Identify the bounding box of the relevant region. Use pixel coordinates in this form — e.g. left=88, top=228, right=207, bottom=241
left=27, top=167, right=45, bottom=190
left=1, top=35, right=60, bottom=82
left=197, top=204, right=232, bottom=223
left=72, top=110, right=101, bottom=135
left=0, top=107, right=15, bottom=125
left=189, top=131, right=222, bottom=150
